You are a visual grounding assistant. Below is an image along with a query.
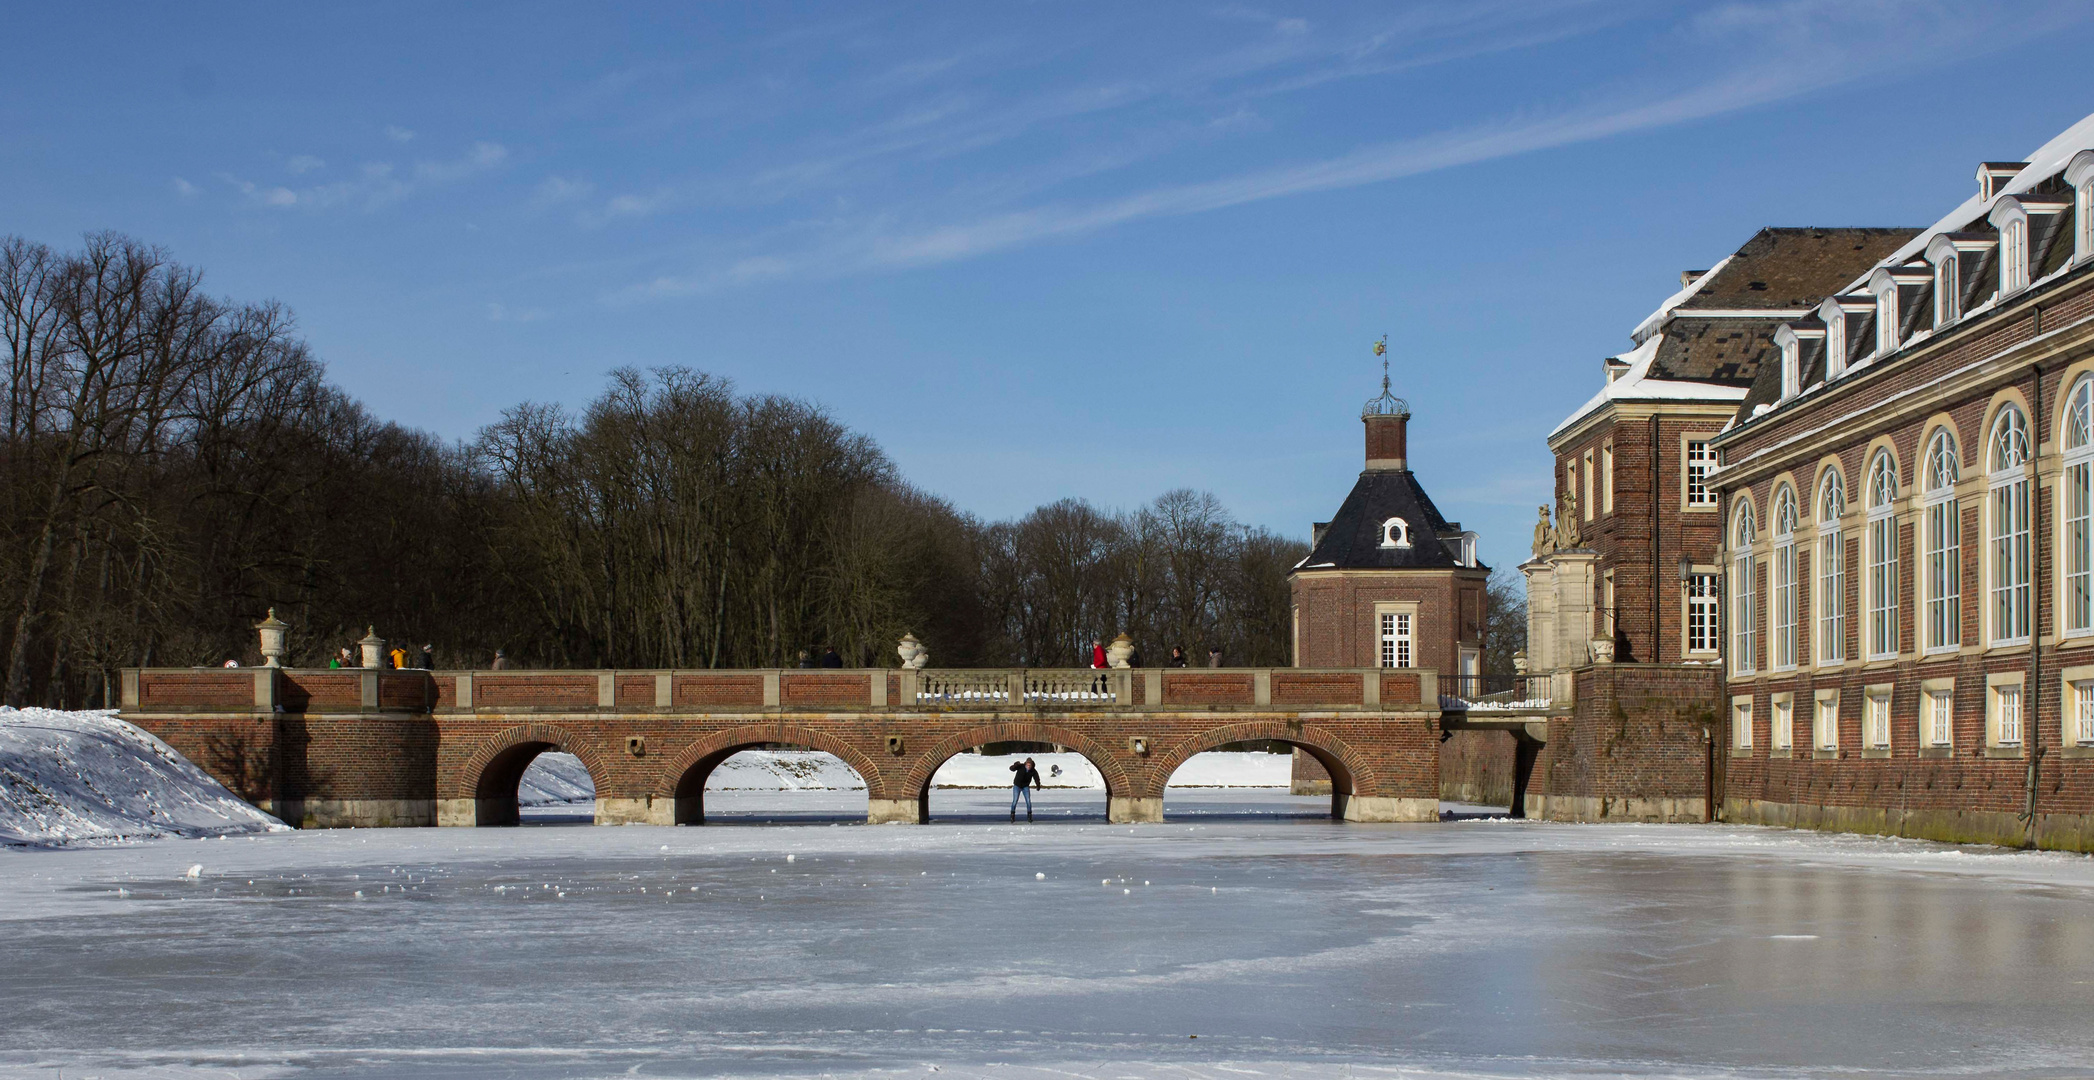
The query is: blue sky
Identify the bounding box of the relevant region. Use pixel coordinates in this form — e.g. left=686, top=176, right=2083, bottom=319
left=7, top=2, right=2094, bottom=572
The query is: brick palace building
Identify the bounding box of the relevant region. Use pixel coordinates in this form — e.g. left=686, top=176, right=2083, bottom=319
left=1528, top=110, right=2094, bottom=850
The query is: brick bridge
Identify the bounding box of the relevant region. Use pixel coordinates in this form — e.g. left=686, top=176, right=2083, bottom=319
left=119, top=666, right=1555, bottom=828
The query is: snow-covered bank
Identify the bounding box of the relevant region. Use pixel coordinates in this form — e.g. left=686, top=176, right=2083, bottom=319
left=0, top=708, right=285, bottom=848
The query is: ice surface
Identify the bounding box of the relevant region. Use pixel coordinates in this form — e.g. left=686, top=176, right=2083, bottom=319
left=6, top=792, right=2094, bottom=1080
left=0, top=707, right=287, bottom=846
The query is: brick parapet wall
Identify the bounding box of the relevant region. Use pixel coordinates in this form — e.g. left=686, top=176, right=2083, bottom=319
left=1527, top=664, right=1721, bottom=822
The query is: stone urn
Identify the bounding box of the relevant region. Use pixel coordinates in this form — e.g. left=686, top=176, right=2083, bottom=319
left=1589, top=637, right=1615, bottom=665
left=1511, top=650, right=1528, bottom=676
left=254, top=608, right=289, bottom=668
left=358, top=626, right=386, bottom=669
left=897, top=632, right=930, bottom=670
left=1106, top=633, right=1135, bottom=669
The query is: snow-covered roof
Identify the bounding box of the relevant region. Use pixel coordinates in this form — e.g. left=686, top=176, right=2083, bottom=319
left=1629, top=255, right=1733, bottom=344
left=1828, top=111, right=2094, bottom=298
left=1548, top=335, right=1746, bottom=441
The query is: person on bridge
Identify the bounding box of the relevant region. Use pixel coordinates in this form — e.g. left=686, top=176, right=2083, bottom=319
left=388, top=645, right=408, bottom=670
left=420, top=644, right=435, bottom=669
left=1168, top=646, right=1187, bottom=667
left=1010, top=757, right=1042, bottom=822
left=1089, top=641, right=1106, bottom=669
left=819, top=646, right=843, bottom=668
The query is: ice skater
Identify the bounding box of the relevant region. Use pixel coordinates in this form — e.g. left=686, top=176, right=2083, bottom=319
left=1010, top=756, right=1042, bottom=822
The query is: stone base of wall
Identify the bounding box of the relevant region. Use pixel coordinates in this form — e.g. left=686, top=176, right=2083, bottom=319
left=1525, top=794, right=1706, bottom=822
left=1338, top=795, right=1438, bottom=822
left=1725, top=798, right=2094, bottom=852
left=275, top=798, right=436, bottom=829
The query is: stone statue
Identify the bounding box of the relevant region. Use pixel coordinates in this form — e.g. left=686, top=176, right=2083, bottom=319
left=1532, top=505, right=1554, bottom=557
left=1555, top=489, right=1581, bottom=549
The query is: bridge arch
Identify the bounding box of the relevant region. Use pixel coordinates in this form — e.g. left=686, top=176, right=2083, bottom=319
left=903, top=722, right=1131, bottom=822
left=448, top=723, right=614, bottom=826
left=1145, top=721, right=1379, bottom=820
left=653, top=725, right=887, bottom=825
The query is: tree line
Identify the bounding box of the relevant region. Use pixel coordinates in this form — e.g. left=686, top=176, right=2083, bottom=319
left=0, top=233, right=1521, bottom=707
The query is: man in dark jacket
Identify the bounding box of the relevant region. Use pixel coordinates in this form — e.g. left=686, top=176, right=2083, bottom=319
left=420, top=644, right=435, bottom=669
left=1009, top=757, right=1042, bottom=822
left=819, top=646, right=843, bottom=668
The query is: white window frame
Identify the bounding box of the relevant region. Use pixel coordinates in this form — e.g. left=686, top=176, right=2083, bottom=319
left=1686, top=572, right=1720, bottom=655
left=1989, top=679, right=2025, bottom=748
left=1876, top=283, right=1899, bottom=356
left=1865, top=450, right=1899, bottom=660
left=1378, top=610, right=1414, bottom=669
left=2074, top=150, right=2094, bottom=262
left=1685, top=440, right=1718, bottom=508
left=1582, top=449, right=1595, bottom=521
left=1817, top=468, right=1847, bottom=665
left=1731, top=503, right=1757, bottom=676
left=1733, top=698, right=1753, bottom=751
left=1864, top=689, right=1891, bottom=750
left=2075, top=678, right=2094, bottom=746
left=1935, top=252, right=1960, bottom=326
left=2000, top=213, right=2029, bottom=294
left=1924, top=685, right=1954, bottom=748
left=1814, top=690, right=1841, bottom=752
left=1772, top=694, right=1794, bottom=752
left=1825, top=306, right=1847, bottom=380
left=1923, top=428, right=1961, bottom=654
left=1771, top=485, right=1798, bottom=671
left=1601, top=442, right=1614, bottom=515
left=1989, top=405, right=2033, bottom=646
left=2065, top=376, right=2094, bottom=636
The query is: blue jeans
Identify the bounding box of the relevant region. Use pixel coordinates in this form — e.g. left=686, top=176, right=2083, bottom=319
left=1011, top=784, right=1032, bottom=813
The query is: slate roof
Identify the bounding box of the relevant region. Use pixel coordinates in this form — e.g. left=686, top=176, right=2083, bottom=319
left=1295, top=469, right=1480, bottom=572
left=1673, top=227, right=1918, bottom=315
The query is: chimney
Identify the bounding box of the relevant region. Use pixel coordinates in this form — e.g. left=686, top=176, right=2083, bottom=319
left=1679, top=269, right=1708, bottom=289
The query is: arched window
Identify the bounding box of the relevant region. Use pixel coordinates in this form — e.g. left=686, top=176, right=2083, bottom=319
left=1935, top=253, right=1960, bottom=325
left=1771, top=485, right=1798, bottom=670
left=1876, top=284, right=1899, bottom=355
left=1817, top=466, right=1847, bottom=664
left=1866, top=450, right=1900, bottom=658
left=2066, top=376, right=2094, bottom=635
left=1732, top=501, right=1757, bottom=675
left=1923, top=428, right=1962, bottom=651
left=1989, top=404, right=2033, bottom=644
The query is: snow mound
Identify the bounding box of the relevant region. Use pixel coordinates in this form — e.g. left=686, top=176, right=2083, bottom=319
left=0, top=707, right=287, bottom=848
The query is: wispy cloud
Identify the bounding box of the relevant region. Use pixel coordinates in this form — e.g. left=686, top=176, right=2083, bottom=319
left=213, top=141, right=509, bottom=212
left=616, top=1, right=2069, bottom=299
left=384, top=124, right=416, bottom=143
left=171, top=177, right=199, bottom=198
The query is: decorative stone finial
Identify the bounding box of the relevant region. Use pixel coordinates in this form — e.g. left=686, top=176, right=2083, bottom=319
left=1106, top=633, right=1135, bottom=670
left=897, top=632, right=929, bottom=670
left=254, top=608, right=289, bottom=668
left=358, top=626, right=385, bottom=670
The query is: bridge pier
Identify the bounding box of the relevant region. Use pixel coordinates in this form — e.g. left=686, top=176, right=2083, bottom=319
left=595, top=797, right=656, bottom=825
left=1108, top=796, right=1163, bottom=823
left=868, top=798, right=923, bottom=825
left=1338, top=796, right=1438, bottom=822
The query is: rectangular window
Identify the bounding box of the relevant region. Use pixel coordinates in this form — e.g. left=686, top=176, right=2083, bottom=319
left=1602, top=570, right=1616, bottom=641
left=1773, top=540, right=1797, bottom=669
left=1936, top=255, right=1960, bottom=325
left=1867, top=514, right=1898, bottom=657
left=1925, top=496, right=1960, bottom=650
left=1925, top=689, right=1954, bottom=748
left=1819, top=530, right=1846, bottom=663
left=1687, top=574, right=1720, bottom=653
left=1379, top=612, right=1412, bottom=669
left=1994, top=684, right=2024, bottom=746
left=1685, top=441, right=1718, bottom=507
left=1815, top=693, right=1840, bottom=751
left=1773, top=698, right=1794, bottom=750
left=2076, top=680, right=2094, bottom=745
left=2069, top=460, right=2092, bottom=634
left=1582, top=450, right=1595, bottom=521
left=1734, top=701, right=1753, bottom=750
left=2003, top=220, right=2028, bottom=292
left=1732, top=553, right=1756, bottom=675
left=1602, top=443, right=1615, bottom=514
left=1865, top=691, right=1890, bottom=749
left=1991, top=478, right=2031, bottom=643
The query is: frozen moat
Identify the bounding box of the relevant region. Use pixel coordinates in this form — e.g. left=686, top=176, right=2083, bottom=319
left=5, top=789, right=2094, bottom=1080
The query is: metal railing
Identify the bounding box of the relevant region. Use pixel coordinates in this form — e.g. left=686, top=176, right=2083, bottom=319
left=1440, top=674, right=1553, bottom=711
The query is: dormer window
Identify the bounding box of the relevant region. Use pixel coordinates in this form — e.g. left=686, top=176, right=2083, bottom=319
left=1875, top=282, right=1898, bottom=354
left=1379, top=517, right=1411, bottom=549
left=1978, top=161, right=2026, bottom=200
left=1935, top=252, right=1960, bottom=324
left=1867, top=263, right=1930, bottom=355
left=2001, top=213, right=2029, bottom=293
left=2070, top=150, right=2094, bottom=263
left=1817, top=295, right=1873, bottom=378
left=1773, top=322, right=1818, bottom=402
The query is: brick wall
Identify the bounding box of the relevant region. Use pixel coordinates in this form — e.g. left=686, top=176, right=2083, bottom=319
left=1527, top=664, right=1721, bottom=822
